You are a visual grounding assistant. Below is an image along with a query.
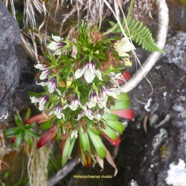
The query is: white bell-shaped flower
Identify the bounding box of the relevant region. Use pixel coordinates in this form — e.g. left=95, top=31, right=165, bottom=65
left=114, top=38, right=135, bottom=57
left=75, top=62, right=102, bottom=83
left=47, top=35, right=65, bottom=55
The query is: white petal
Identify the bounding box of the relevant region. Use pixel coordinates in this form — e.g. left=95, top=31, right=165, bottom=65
left=85, top=110, right=94, bottom=120
left=40, top=70, right=49, bottom=80
left=86, top=102, right=92, bottom=109
left=36, top=81, right=46, bottom=86
left=120, top=38, right=135, bottom=52
left=97, top=99, right=106, bottom=109
left=39, top=103, right=45, bottom=111
left=56, top=88, right=62, bottom=96
left=52, top=35, right=61, bottom=42
left=84, top=69, right=95, bottom=83
left=69, top=101, right=78, bottom=111
left=48, top=109, right=54, bottom=116
left=75, top=67, right=86, bottom=79
left=76, top=112, right=84, bottom=121
left=47, top=42, right=59, bottom=51
left=30, top=97, right=39, bottom=103
left=95, top=70, right=103, bottom=81
left=55, top=112, right=64, bottom=119
left=35, top=64, right=47, bottom=70
left=70, top=130, right=78, bottom=139
left=53, top=49, right=62, bottom=56
left=115, top=47, right=129, bottom=57
left=48, top=85, right=55, bottom=93
left=94, top=113, right=101, bottom=120
left=106, top=89, right=117, bottom=98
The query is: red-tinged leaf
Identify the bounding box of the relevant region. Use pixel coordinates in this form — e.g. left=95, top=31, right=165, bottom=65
left=106, top=149, right=118, bottom=176
left=118, top=71, right=132, bottom=85
left=11, top=137, right=16, bottom=144
left=104, top=120, right=124, bottom=134
left=101, top=126, right=117, bottom=140
left=111, top=109, right=134, bottom=120
left=25, top=114, right=50, bottom=124
left=37, top=126, right=58, bottom=148
left=79, top=127, right=91, bottom=167
left=61, top=140, right=66, bottom=155
left=101, top=132, right=121, bottom=147
left=122, top=71, right=131, bottom=80
left=95, top=153, right=104, bottom=170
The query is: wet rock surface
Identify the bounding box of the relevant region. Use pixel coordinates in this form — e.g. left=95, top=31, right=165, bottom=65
left=0, top=0, right=21, bottom=122
left=120, top=63, right=186, bottom=186
left=115, top=30, right=186, bottom=186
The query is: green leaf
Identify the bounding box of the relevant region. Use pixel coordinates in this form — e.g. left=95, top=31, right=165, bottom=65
left=24, top=133, right=32, bottom=145
left=14, top=114, right=23, bottom=126
left=26, top=130, right=40, bottom=138
left=39, top=120, right=52, bottom=130
left=4, top=128, right=21, bottom=137
left=24, top=124, right=34, bottom=130
left=61, top=138, right=75, bottom=166
left=14, top=134, right=22, bottom=148
left=88, top=127, right=106, bottom=158
left=110, top=101, right=130, bottom=110
left=24, top=108, right=31, bottom=121
left=87, top=125, right=100, bottom=135
left=101, top=126, right=117, bottom=140
left=102, top=113, right=118, bottom=121
left=116, top=93, right=130, bottom=101
left=109, top=21, right=116, bottom=28
left=79, top=127, right=91, bottom=166
left=104, top=120, right=124, bottom=134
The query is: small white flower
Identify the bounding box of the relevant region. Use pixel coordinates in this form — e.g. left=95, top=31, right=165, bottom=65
left=48, top=78, right=57, bottom=93
left=114, top=38, right=135, bottom=57
left=67, top=94, right=82, bottom=111
left=47, top=35, right=65, bottom=55
left=93, top=112, right=101, bottom=121
left=35, top=64, right=47, bottom=71
left=98, top=87, right=108, bottom=108
left=76, top=107, right=102, bottom=121
left=109, top=72, right=123, bottom=88
left=37, top=77, right=59, bottom=94
left=35, top=64, right=50, bottom=80
left=70, top=130, right=78, bottom=139
left=40, top=70, right=50, bottom=80
left=30, top=96, right=39, bottom=104
left=100, top=86, right=121, bottom=99
left=75, top=62, right=102, bottom=83
left=86, top=91, right=98, bottom=108
left=30, top=95, right=49, bottom=111
left=49, top=103, right=64, bottom=119
left=106, top=88, right=119, bottom=98
left=76, top=107, right=94, bottom=120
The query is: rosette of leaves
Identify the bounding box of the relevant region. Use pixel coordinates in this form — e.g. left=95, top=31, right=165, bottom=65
left=4, top=110, right=39, bottom=148
left=28, top=23, right=134, bottom=175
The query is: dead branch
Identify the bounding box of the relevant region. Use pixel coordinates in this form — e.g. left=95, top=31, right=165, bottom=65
left=47, top=159, right=80, bottom=186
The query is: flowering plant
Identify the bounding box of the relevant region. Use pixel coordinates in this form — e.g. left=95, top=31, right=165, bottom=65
left=28, top=23, right=134, bottom=174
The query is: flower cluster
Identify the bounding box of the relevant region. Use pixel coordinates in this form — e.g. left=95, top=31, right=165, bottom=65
left=30, top=24, right=135, bottom=172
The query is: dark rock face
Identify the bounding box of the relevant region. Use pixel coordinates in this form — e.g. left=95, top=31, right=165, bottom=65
left=116, top=31, right=186, bottom=186
left=0, top=0, right=21, bottom=122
